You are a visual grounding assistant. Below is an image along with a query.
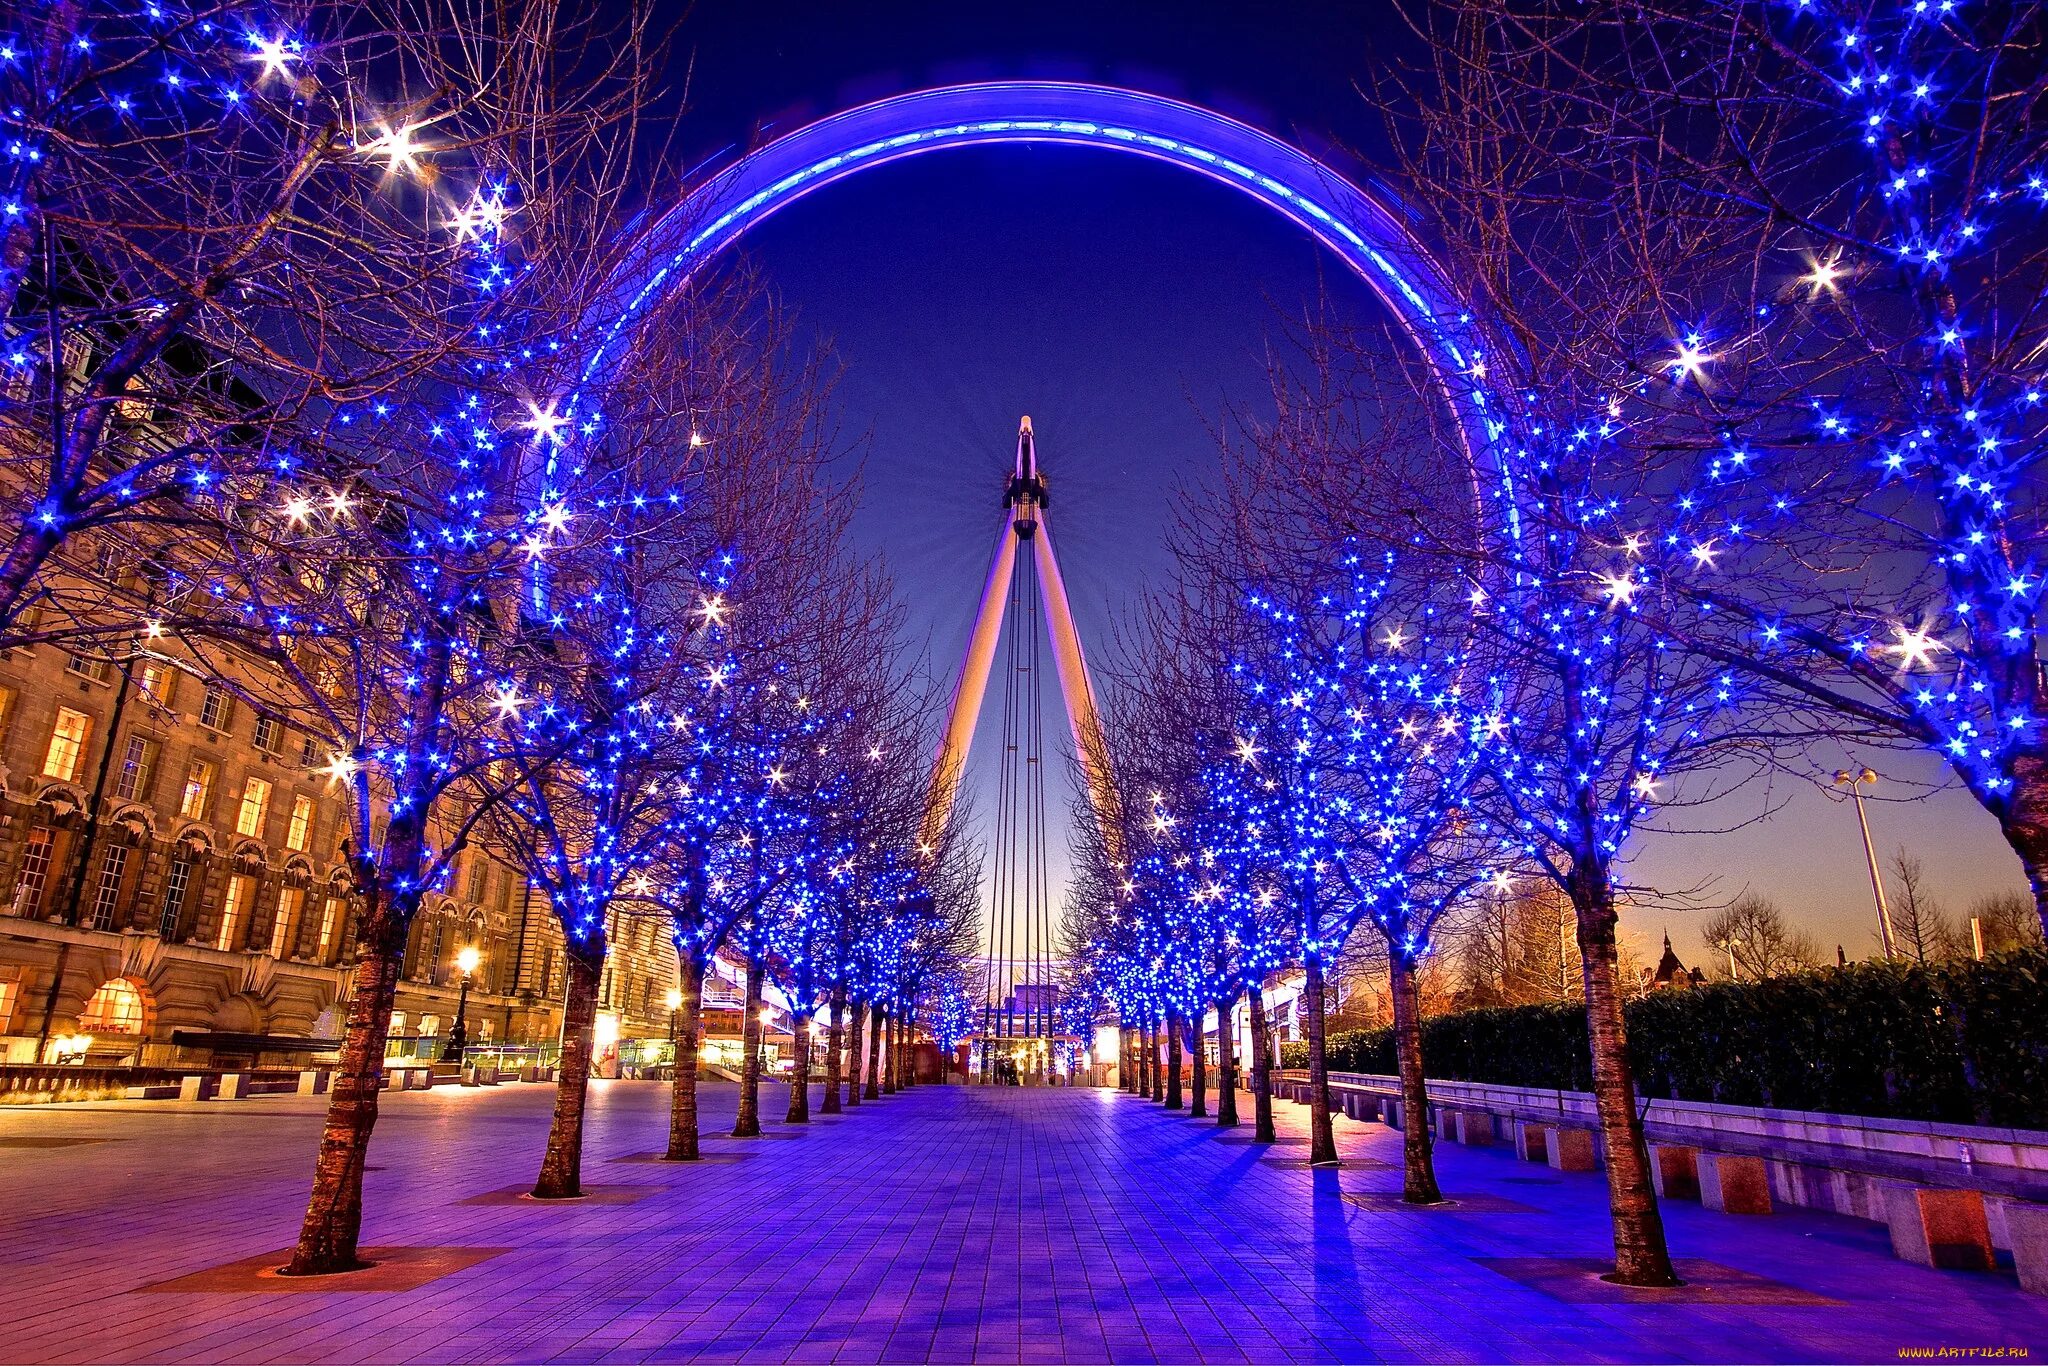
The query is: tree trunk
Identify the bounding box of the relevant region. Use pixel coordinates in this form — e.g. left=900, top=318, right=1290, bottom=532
left=1248, top=985, right=1275, bottom=1143
left=1570, top=858, right=1679, bottom=1287
left=865, top=1003, right=883, bottom=1099
left=901, top=1009, right=916, bottom=1086
left=845, top=998, right=864, bottom=1107
left=533, top=947, right=603, bottom=1199
left=1190, top=1009, right=1208, bottom=1118
left=1216, top=993, right=1239, bottom=1127
left=665, top=953, right=705, bottom=1161
left=876, top=1011, right=892, bottom=1097
left=1304, top=953, right=1338, bottom=1167
left=1120, top=1026, right=1134, bottom=1092
left=823, top=987, right=846, bottom=1114
left=732, top=956, right=765, bottom=1137
left=283, top=896, right=407, bottom=1274
left=1389, top=951, right=1442, bottom=1204
left=2000, top=763, right=2048, bottom=940
left=1165, top=1011, right=1185, bottom=1110
left=785, top=1013, right=811, bottom=1123
left=1137, top=1025, right=1150, bottom=1098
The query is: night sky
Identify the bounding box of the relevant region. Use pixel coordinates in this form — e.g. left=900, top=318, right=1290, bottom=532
left=651, top=0, right=2031, bottom=971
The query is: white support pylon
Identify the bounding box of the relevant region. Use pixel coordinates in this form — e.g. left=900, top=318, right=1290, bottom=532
left=921, top=417, right=1119, bottom=857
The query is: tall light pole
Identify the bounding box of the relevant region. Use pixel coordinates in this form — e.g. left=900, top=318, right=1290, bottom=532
left=442, top=945, right=481, bottom=1061
left=1834, top=768, right=1898, bottom=959
left=1724, top=938, right=1741, bottom=982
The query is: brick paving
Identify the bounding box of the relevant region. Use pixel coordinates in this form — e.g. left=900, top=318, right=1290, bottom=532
left=0, top=1081, right=2043, bottom=1363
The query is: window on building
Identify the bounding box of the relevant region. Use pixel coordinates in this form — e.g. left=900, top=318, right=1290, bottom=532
left=234, top=776, right=272, bottom=838
left=285, top=794, right=315, bottom=853
left=0, top=979, right=16, bottom=1032
left=114, top=735, right=159, bottom=802
left=317, top=896, right=345, bottom=961
left=42, top=708, right=92, bottom=782
left=157, top=858, right=193, bottom=940
left=216, top=873, right=253, bottom=951
left=0, top=684, right=16, bottom=741
left=388, top=1011, right=407, bottom=1036
left=465, top=855, right=488, bottom=904
left=12, top=829, right=53, bottom=916
left=252, top=714, right=284, bottom=754
left=268, top=885, right=304, bottom=957
left=299, top=734, right=321, bottom=767
left=78, top=979, right=145, bottom=1034
left=136, top=661, right=176, bottom=706
left=198, top=684, right=232, bottom=733
left=64, top=653, right=110, bottom=683
left=418, top=1014, right=440, bottom=1039
left=87, top=845, right=130, bottom=931
left=179, top=760, right=215, bottom=820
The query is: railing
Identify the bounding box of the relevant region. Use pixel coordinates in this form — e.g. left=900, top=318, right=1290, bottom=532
left=1289, top=1069, right=2048, bottom=1198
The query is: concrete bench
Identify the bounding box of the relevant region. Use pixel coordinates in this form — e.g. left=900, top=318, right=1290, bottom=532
left=1453, top=1110, right=1495, bottom=1146
left=213, top=1072, right=247, bottom=1101
left=1700, top=1153, right=1773, bottom=1214
left=1515, top=1121, right=1550, bottom=1165
left=1650, top=1144, right=1700, bottom=1201
left=2005, top=1202, right=2048, bottom=1296
left=1884, top=1185, right=1995, bottom=1272
left=296, top=1070, right=330, bottom=1096
left=1547, top=1127, right=1599, bottom=1173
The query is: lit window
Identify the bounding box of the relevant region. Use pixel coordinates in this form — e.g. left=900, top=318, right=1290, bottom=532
left=269, top=885, right=304, bottom=957
left=285, top=795, right=315, bottom=852
left=235, top=777, right=272, bottom=837
left=0, top=685, right=16, bottom=740
left=179, top=760, right=215, bottom=820
left=198, top=684, right=232, bottom=732
left=42, top=708, right=92, bottom=782
left=87, top=845, right=130, bottom=931
left=78, top=979, right=145, bottom=1034
left=114, top=735, right=159, bottom=802
left=136, top=661, right=176, bottom=705
left=0, top=980, right=16, bottom=1032
left=12, top=828, right=54, bottom=915
left=215, top=873, right=254, bottom=951
left=317, top=896, right=345, bottom=960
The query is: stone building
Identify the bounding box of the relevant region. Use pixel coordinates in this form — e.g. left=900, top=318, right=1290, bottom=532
left=0, top=564, right=688, bottom=1068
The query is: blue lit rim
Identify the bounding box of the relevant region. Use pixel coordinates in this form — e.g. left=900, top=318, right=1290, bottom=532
left=580, top=81, right=1509, bottom=531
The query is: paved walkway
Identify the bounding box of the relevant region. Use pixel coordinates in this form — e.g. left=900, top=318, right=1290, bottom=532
left=0, top=1080, right=2041, bottom=1363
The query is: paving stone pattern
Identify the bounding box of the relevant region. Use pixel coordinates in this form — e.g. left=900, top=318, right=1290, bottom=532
left=2, top=1082, right=2044, bottom=1363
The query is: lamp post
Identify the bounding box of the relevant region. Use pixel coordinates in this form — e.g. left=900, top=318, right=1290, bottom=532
left=441, top=945, right=481, bottom=1061
left=1834, top=768, right=1899, bottom=958
left=1725, top=938, right=1741, bottom=982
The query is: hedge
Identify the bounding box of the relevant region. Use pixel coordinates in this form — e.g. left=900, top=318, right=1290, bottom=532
left=1277, top=948, right=2048, bottom=1128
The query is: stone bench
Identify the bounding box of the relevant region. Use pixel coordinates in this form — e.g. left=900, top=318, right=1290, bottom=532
left=1650, top=1144, right=1701, bottom=1201
left=1700, top=1153, right=1773, bottom=1215
left=1884, top=1185, right=1995, bottom=1272
left=1515, top=1121, right=1549, bottom=1165
left=1547, top=1127, right=1599, bottom=1172
left=2006, top=1202, right=2048, bottom=1297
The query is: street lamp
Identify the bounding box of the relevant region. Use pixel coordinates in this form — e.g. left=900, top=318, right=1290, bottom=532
left=1833, top=768, right=1899, bottom=958
left=1725, top=937, right=1741, bottom=982
left=441, top=945, right=481, bottom=1062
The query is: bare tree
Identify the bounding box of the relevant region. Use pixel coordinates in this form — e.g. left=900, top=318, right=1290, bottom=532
left=1700, top=895, right=1820, bottom=981
left=1888, top=852, right=1965, bottom=965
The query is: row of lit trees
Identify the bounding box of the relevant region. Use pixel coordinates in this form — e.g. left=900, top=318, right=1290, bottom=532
left=1074, top=0, right=2046, bottom=1290
left=1, top=0, right=983, bottom=1277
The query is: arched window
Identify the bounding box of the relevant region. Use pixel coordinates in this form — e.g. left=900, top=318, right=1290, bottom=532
left=79, top=979, right=146, bottom=1034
